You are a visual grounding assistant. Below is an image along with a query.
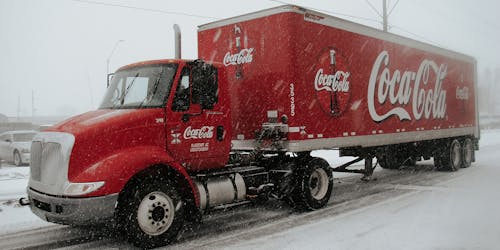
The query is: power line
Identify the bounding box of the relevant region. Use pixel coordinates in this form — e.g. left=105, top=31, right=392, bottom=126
left=71, top=0, right=220, bottom=20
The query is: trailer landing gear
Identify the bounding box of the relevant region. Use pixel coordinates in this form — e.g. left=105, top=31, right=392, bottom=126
left=331, top=156, right=378, bottom=181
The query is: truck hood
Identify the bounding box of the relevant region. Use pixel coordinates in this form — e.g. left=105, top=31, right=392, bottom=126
left=48, top=109, right=153, bottom=136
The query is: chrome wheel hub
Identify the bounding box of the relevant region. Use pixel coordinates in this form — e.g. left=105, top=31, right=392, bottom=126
left=137, top=191, right=175, bottom=236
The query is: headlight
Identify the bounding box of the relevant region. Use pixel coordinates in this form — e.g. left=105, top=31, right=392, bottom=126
left=63, top=181, right=105, bottom=196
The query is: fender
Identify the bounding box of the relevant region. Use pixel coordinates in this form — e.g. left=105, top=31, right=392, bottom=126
left=70, top=145, right=199, bottom=206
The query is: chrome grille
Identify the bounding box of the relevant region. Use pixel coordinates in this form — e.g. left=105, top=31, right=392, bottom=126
left=30, top=141, right=64, bottom=185
left=30, top=141, right=42, bottom=181
left=28, top=132, right=74, bottom=196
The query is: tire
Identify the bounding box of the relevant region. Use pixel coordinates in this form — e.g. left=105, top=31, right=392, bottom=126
left=118, top=177, right=184, bottom=249
left=435, top=139, right=462, bottom=171
left=377, top=154, right=401, bottom=169
left=13, top=150, right=22, bottom=166
left=290, top=158, right=333, bottom=210
left=461, top=138, right=473, bottom=168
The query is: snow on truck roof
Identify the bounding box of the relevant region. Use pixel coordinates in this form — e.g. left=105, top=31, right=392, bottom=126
left=198, top=5, right=475, bottom=64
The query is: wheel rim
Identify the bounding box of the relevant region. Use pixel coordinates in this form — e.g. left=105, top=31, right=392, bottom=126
left=14, top=152, right=21, bottom=166
left=137, top=191, right=175, bottom=236
left=463, top=139, right=473, bottom=167
left=309, top=168, right=329, bottom=200
left=451, top=141, right=461, bottom=169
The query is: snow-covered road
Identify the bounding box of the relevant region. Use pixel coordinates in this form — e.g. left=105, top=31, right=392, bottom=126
left=0, top=129, right=499, bottom=249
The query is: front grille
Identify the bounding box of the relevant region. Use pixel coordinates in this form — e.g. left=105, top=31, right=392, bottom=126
left=30, top=142, right=42, bottom=181
left=30, top=141, right=64, bottom=184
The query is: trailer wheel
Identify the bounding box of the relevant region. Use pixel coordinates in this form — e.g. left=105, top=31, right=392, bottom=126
left=377, top=154, right=401, bottom=169
left=290, top=158, right=333, bottom=210
left=435, top=139, right=462, bottom=171
left=118, top=177, right=184, bottom=248
left=461, top=138, right=473, bottom=168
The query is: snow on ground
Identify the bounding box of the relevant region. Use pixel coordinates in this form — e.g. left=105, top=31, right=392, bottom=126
left=0, top=164, right=52, bottom=235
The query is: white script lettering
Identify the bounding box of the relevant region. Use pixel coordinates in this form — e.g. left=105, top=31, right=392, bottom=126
left=223, top=48, right=254, bottom=66
left=183, top=126, right=214, bottom=140
left=367, top=51, right=447, bottom=122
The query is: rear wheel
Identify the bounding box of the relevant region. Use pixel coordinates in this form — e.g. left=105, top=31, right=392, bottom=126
left=118, top=177, right=184, bottom=248
left=377, top=154, right=401, bottom=169
left=13, top=150, right=22, bottom=166
left=461, top=138, right=473, bottom=168
left=435, top=139, right=462, bottom=171
left=290, top=158, right=333, bottom=210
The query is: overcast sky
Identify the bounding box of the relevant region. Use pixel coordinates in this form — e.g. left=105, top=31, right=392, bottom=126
left=1, top=0, right=499, bottom=117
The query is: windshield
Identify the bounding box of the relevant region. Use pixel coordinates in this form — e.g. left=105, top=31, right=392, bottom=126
left=13, top=133, right=35, bottom=142
left=100, top=64, right=177, bottom=109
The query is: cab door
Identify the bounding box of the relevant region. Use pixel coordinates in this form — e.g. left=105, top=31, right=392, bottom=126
left=166, top=61, right=231, bottom=171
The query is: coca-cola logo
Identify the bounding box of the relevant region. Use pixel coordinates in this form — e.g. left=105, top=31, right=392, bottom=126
left=313, top=47, right=352, bottom=117
left=315, top=69, right=350, bottom=93
left=223, top=48, right=254, bottom=66
left=183, top=126, right=214, bottom=140
left=367, top=51, right=447, bottom=122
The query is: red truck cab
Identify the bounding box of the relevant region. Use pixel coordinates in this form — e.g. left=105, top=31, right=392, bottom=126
left=27, top=59, right=232, bottom=239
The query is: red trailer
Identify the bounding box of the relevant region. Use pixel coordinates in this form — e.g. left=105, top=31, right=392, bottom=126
left=25, top=5, right=478, bottom=248
left=198, top=5, right=478, bottom=154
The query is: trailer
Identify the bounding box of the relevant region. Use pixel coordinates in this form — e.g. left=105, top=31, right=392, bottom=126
left=25, top=5, right=478, bottom=248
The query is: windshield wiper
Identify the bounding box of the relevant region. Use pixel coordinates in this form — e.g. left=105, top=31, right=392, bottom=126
left=112, top=72, right=139, bottom=109
left=138, top=68, right=165, bottom=109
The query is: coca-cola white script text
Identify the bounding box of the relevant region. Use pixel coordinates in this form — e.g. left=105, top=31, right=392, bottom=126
left=368, top=51, right=448, bottom=122
left=184, top=126, right=214, bottom=140
left=314, top=68, right=350, bottom=93
left=223, top=48, right=254, bottom=66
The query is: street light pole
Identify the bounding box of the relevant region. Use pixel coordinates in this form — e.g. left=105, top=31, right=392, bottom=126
left=106, top=39, right=125, bottom=84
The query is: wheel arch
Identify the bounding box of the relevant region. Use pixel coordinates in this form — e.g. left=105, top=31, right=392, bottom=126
left=116, top=163, right=199, bottom=221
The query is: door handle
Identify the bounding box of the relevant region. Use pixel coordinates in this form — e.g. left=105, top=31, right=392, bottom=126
left=217, top=126, right=224, bottom=141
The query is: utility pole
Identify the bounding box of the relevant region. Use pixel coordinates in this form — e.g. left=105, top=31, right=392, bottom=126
left=31, top=90, right=36, bottom=123
left=382, top=0, right=388, bottom=32
left=365, top=0, right=398, bottom=32
left=17, top=95, right=20, bottom=121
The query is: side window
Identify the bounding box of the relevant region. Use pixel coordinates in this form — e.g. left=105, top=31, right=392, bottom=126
left=172, top=67, right=190, bottom=111
left=192, top=65, right=218, bottom=110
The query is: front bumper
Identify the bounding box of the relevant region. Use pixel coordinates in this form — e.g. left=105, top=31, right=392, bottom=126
left=27, top=188, right=119, bottom=225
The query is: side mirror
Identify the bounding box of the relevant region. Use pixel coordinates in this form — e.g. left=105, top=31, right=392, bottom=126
left=107, top=73, right=115, bottom=88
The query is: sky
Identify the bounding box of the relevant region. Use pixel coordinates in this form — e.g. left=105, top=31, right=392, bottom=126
left=0, top=0, right=499, bottom=117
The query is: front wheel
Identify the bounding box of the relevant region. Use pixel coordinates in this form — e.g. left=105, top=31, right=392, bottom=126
left=118, top=177, right=184, bottom=248
left=290, top=158, right=333, bottom=210
left=13, top=150, right=22, bottom=166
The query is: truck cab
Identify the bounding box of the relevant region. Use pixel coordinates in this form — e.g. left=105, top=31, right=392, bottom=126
left=102, top=59, right=232, bottom=171
left=27, top=59, right=232, bottom=234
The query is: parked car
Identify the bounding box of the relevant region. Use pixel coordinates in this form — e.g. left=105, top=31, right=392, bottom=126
left=0, top=130, right=37, bottom=166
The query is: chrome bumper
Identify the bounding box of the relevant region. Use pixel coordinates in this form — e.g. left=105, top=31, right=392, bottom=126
left=27, top=188, right=118, bottom=225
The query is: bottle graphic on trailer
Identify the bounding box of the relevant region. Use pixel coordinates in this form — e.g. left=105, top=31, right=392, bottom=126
left=329, top=49, right=339, bottom=115
left=234, top=25, right=243, bottom=79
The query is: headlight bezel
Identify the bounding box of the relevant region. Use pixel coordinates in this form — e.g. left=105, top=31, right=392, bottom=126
left=63, top=181, right=105, bottom=196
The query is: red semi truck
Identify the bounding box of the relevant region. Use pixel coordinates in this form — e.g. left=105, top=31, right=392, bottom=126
left=26, top=5, right=479, bottom=248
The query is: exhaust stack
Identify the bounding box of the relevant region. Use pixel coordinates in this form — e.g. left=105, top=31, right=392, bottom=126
left=173, top=24, right=181, bottom=59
